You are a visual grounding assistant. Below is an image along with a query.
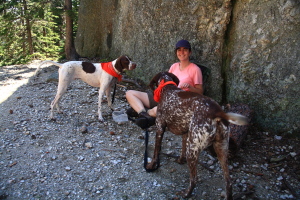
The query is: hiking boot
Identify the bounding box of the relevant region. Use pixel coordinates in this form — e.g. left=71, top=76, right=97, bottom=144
left=135, top=111, right=156, bottom=129
left=126, top=107, right=139, bottom=118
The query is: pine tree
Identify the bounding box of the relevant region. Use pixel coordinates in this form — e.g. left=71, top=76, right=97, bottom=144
left=0, top=0, right=71, bottom=66
left=64, top=0, right=79, bottom=61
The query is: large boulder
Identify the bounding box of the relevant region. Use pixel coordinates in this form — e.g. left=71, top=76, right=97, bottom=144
left=75, top=0, right=300, bottom=135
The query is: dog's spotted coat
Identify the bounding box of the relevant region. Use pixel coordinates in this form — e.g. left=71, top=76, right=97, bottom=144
left=147, top=72, right=248, bottom=199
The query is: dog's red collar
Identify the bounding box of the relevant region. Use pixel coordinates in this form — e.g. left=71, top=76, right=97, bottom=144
left=154, top=80, right=178, bottom=102
left=101, top=62, right=122, bottom=82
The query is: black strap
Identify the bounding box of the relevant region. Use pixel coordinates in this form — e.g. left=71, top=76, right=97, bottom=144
left=144, top=128, right=159, bottom=172
left=111, top=83, right=116, bottom=104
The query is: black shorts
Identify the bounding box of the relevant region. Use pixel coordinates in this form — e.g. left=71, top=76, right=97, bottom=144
left=146, top=91, right=158, bottom=109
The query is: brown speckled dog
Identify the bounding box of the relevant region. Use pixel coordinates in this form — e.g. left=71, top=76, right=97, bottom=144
left=147, top=72, right=248, bottom=199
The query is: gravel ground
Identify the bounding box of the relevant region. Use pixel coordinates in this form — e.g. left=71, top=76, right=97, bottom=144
left=0, top=61, right=299, bottom=200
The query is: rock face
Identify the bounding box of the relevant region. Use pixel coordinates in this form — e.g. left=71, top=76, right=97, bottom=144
left=224, top=0, right=300, bottom=134
left=75, top=0, right=300, bottom=135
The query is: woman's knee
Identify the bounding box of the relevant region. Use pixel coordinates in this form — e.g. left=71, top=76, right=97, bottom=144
left=126, top=90, right=146, bottom=98
left=125, top=90, right=136, bottom=98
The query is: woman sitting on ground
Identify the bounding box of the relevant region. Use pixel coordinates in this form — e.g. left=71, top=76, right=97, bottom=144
left=126, top=40, right=203, bottom=129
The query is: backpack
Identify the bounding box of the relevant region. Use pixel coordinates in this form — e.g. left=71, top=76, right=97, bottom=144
left=193, top=63, right=210, bottom=94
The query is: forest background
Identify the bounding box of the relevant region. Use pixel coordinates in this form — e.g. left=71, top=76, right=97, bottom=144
left=0, top=0, right=79, bottom=66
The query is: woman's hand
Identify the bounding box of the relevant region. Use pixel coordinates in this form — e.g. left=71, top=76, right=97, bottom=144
left=180, top=83, right=203, bottom=95
left=179, top=82, right=191, bottom=89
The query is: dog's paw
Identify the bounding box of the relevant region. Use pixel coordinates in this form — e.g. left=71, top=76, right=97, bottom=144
left=175, top=189, right=189, bottom=198
left=176, top=157, right=187, bottom=164
left=50, top=118, right=57, bottom=122
left=145, top=162, right=159, bottom=172
left=179, top=189, right=192, bottom=199
left=175, top=188, right=193, bottom=198
left=98, top=118, right=104, bottom=122
left=183, top=187, right=195, bottom=198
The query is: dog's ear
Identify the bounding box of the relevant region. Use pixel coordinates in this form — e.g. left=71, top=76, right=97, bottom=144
left=167, top=72, right=180, bottom=86
left=149, top=72, right=163, bottom=91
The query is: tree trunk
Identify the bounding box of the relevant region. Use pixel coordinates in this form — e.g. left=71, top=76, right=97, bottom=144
left=20, top=17, right=26, bottom=56
left=22, top=0, right=33, bottom=55
left=64, top=0, right=78, bottom=61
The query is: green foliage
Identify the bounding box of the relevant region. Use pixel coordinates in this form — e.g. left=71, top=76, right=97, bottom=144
left=0, top=0, right=79, bottom=66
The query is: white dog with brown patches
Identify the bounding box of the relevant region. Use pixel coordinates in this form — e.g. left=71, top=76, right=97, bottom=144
left=34, top=56, right=136, bottom=121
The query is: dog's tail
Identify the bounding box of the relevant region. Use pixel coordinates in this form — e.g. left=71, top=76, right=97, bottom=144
left=226, top=112, right=248, bottom=125
left=34, top=61, right=63, bottom=76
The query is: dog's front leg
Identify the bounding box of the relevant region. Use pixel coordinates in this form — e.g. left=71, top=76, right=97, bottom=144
left=105, top=87, right=114, bottom=111
left=183, top=133, right=201, bottom=198
left=97, top=88, right=105, bottom=122
left=146, top=128, right=165, bottom=170
left=177, top=134, right=187, bottom=164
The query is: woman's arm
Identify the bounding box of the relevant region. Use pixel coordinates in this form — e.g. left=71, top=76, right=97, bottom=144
left=188, top=84, right=203, bottom=95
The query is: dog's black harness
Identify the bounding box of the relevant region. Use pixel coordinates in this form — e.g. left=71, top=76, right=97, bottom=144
left=143, top=128, right=159, bottom=172
left=127, top=116, right=159, bottom=172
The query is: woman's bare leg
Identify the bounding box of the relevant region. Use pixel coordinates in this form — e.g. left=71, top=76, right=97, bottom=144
left=126, top=90, right=157, bottom=128
left=147, top=106, right=157, bottom=117
left=125, top=90, right=151, bottom=113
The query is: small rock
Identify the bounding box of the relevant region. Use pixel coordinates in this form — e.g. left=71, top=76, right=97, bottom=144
left=65, top=166, right=71, bottom=171
left=138, top=135, right=144, bottom=139
left=112, top=111, right=128, bottom=123
left=170, top=168, right=176, bottom=173
left=8, top=179, right=16, bottom=184
left=85, top=142, right=93, bottom=148
left=78, top=156, right=84, bottom=161
left=277, top=176, right=283, bottom=181
left=47, top=72, right=58, bottom=82
left=80, top=126, right=88, bottom=134
left=274, top=135, right=282, bottom=140
left=290, top=152, right=297, bottom=157
left=51, top=156, right=57, bottom=161
left=110, top=131, right=115, bottom=135
left=233, top=162, right=239, bottom=168
left=207, top=160, right=214, bottom=165
left=220, top=190, right=226, bottom=198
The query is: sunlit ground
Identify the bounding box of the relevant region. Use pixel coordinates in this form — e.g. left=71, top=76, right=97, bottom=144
left=0, top=62, right=39, bottom=104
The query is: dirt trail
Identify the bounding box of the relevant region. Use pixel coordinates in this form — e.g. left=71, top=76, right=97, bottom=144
left=0, top=62, right=299, bottom=200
